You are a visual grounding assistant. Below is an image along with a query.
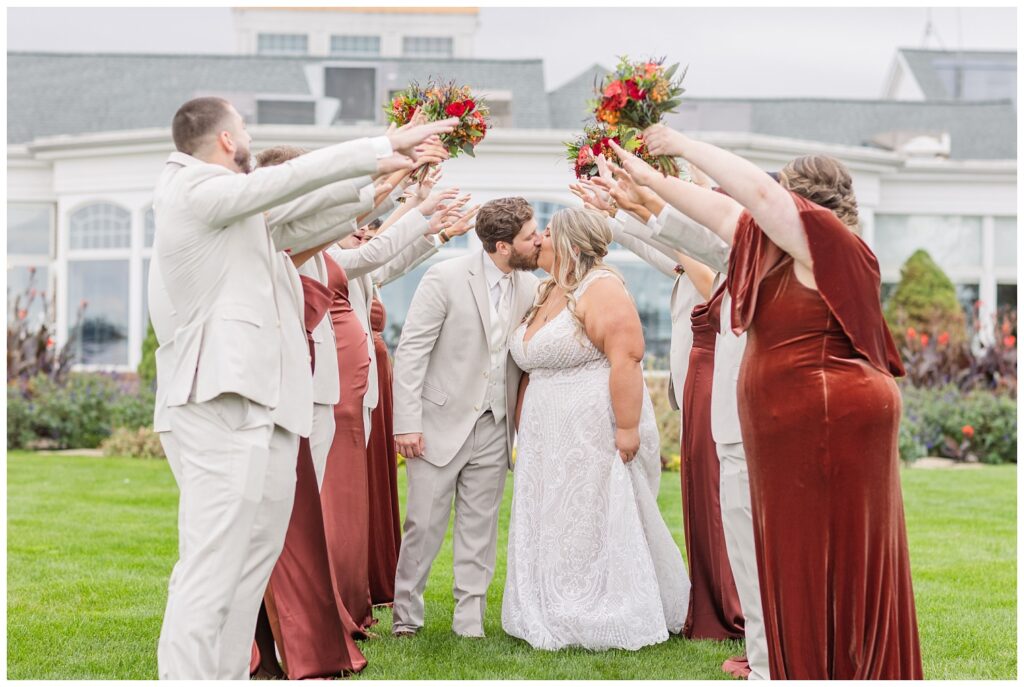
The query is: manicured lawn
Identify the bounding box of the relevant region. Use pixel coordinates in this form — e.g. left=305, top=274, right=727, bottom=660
left=7, top=452, right=1017, bottom=679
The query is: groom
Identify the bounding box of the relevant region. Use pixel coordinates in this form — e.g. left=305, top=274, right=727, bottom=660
left=391, top=197, right=541, bottom=637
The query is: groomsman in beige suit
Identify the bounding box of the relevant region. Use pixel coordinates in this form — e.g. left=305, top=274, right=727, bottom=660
left=391, top=197, right=541, bottom=638
left=152, top=95, right=455, bottom=680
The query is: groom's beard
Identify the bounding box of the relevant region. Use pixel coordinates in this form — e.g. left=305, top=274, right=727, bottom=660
left=235, top=146, right=253, bottom=174
left=508, top=247, right=540, bottom=271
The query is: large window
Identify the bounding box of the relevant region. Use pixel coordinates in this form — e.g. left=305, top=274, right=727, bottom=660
left=402, top=36, right=453, bottom=58
left=874, top=214, right=983, bottom=274
left=257, top=32, right=308, bottom=56
left=330, top=34, right=380, bottom=57
left=8, top=203, right=54, bottom=321
left=67, top=260, right=130, bottom=366
left=69, top=203, right=131, bottom=250
left=325, top=67, right=377, bottom=122
left=67, top=203, right=133, bottom=365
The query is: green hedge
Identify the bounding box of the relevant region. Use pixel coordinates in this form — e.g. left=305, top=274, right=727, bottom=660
left=900, top=384, right=1016, bottom=464
left=7, top=373, right=154, bottom=450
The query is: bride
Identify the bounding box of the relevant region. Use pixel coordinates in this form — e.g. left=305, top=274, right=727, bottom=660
left=501, top=207, right=689, bottom=651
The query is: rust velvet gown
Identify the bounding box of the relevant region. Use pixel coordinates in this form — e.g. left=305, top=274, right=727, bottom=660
left=250, top=273, right=367, bottom=678
left=727, top=191, right=922, bottom=680
left=679, top=297, right=745, bottom=641
left=321, top=253, right=375, bottom=633
left=366, top=295, right=402, bottom=606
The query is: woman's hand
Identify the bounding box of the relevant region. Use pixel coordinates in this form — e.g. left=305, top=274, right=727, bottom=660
left=642, top=123, right=690, bottom=158
left=569, top=182, right=614, bottom=215
left=421, top=187, right=460, bottom=219
left=414, top=167, right=444, bottom=202
left=607, top=140, right=661, bottom=187
left=445, top=204, right=480, bottom=237
left=615, top=427, right=641, bottom=464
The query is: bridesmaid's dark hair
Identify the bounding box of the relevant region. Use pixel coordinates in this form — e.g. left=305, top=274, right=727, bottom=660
left=256, top=145, right=307, bottom=168
left=779, top=155, right=860, bottom=233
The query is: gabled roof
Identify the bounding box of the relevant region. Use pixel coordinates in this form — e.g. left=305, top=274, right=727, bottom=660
left=546, top=63, right=609, bottom=130
left=7, top=51, right=550, bottom=143
left=897, top=48, right=1016, bottom=101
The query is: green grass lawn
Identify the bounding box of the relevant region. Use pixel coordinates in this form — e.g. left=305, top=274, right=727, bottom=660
left=7, top=451, right=1017, bottom=680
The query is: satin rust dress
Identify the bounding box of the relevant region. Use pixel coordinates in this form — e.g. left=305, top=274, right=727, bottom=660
left=321, top=254, right=375, bottom=633
left=680, top=296, right=745, bottom=641
left=250, top=273, right=367, bottom=678
left=727, top=192, right=922, bottom=680
left=366, top=295, right=402, bottom=606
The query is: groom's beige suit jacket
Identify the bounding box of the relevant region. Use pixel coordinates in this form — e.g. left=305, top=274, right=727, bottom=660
left=392, top=250, right=539, bottom=470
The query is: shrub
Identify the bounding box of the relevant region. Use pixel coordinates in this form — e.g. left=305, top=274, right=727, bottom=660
left=7, top=372, right=154, bottom=450
left=101, top=426, right=165, bottom=459
left=7, top=268, right=86, bottom=385
left=137, top=320, right=158, bottom=390
left=899, top=384, right=1016, bottom=464
left=885, top=250, right=967, bottom=348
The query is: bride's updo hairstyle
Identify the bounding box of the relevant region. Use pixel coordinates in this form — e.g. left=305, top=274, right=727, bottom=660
left=525, top=207, right=623, bottom=335
left=779, top=155, right=861, bottom=234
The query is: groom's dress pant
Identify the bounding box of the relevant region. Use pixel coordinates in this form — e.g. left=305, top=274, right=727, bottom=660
left=393, top=411, right=508, bottom=637
left=718, top=440, right=770, bottom=680
left=157, top=393, right=297, bottom=680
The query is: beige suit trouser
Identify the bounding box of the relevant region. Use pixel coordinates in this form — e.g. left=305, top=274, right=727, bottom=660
left=717, top=440, right=770, bottom=680
left=392, top=411, right=508, bottom=637
left=157, top=393, right=297, bottom=680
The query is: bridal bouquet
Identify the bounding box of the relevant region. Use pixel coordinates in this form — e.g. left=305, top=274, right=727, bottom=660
left=590, top=57, right=687, bottom=176
left=566, top=123, right=670, bottom=179
left=385, top=80, right=490, bottom=159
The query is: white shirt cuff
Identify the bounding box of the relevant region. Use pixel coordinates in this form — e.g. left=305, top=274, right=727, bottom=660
left=370, top=136, right=393, bottom=159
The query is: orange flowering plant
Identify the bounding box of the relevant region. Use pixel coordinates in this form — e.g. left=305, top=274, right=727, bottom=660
left=589, top=56, right=687, bottom=175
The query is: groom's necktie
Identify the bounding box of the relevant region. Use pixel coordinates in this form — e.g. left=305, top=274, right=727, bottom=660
left=496, top=274, right=512, bottom=337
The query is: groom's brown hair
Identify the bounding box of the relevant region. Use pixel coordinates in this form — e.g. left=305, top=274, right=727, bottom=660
left=475, top=197, right=534, bottom=252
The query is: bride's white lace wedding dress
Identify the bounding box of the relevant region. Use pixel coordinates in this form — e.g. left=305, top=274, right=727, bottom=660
left=501, top=271, right=689, bottom=651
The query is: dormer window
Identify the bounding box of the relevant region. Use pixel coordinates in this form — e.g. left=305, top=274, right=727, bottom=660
left=257, top=32, right=308, bottom=56
left=324, top=66, right=378, bottom=122
left=403, top=36, right=453, bottom=58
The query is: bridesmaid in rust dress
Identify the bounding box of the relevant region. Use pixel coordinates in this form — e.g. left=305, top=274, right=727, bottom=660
left=614, top=133, right=922, bottom=680
left=366, top=292, right=402, bottom=606
left=322, top=251, right=375, bottom=633
left=680, top=293, right=745, bottom=641
left=251, top=271, right=368, bottom=678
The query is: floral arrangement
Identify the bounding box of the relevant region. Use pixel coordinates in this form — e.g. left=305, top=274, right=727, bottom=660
left=384, top=80, right=490, bottom=159
left=565, top=123, right=670, bottom=179
left=590, top=57, right=687, bottom=176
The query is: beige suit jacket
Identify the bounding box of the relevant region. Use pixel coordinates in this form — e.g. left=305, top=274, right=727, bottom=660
left=392, top=251, right=539, bottom=469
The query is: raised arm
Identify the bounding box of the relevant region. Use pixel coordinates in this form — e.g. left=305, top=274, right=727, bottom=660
left=264, top=176, right=369, bottom=227
left=579, top=275, right=646, bottom=464
left=642, top=124, right=810, bottom=268
left=608, top=139, right=745, bottom=247
left=327, top=208, right=435, bottom=278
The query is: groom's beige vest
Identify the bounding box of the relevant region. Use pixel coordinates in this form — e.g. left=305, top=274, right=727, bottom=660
left=392, top=251, right=539, bottom=469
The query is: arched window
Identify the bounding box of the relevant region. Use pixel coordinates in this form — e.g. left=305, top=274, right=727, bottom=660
left=69, top=203, right=131, bottom=250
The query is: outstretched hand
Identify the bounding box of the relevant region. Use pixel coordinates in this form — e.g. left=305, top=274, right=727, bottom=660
left=642, top=123, right=689, bottom=158
left=607, top=140, right=661, bottom=187
left=569, top=182, right=614, bottom=215
left=387, top=118, right=459, bottom=156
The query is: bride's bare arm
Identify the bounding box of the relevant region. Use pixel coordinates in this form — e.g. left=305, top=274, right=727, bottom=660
left=579, top=276, right=644, bottom=463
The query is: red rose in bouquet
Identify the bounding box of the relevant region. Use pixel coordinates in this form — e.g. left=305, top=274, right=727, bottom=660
left=566, top=123, right=672, bottom=180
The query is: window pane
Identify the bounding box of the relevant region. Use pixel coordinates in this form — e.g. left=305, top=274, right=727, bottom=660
left=69, top=203, right=131, bottom=250
left=874, top=214, right=982, bottom=272
left=67, top=260, right=129, bottom=365
left=8, top=204, right=52, bottom=255
left=997, top=283, right=1017, bottom=311
left=402, top=36, right=453, bottom=57
left=257, top=100, right=316, bottom=125
left=7, top=265, right=49, bottom=322
left=144, top=208, right=155, bottom=248
left=330, top=34, right=380, bottom=56
left=325, top=67, right=377, bottom=121
left=994, top=216, right=1017, bottom=268
left=257, top=33, right=307, bottom=55
left=955, top=283, right=980, bottom=317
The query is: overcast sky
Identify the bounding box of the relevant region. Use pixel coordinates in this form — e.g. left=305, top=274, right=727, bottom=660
left=7, top=6, right=1017, bottom=98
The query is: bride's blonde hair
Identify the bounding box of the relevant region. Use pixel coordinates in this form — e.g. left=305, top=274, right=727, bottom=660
left=524, top=208, right=623, bottom=335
